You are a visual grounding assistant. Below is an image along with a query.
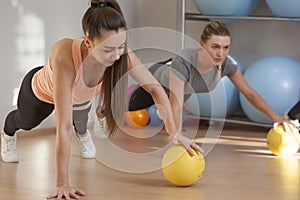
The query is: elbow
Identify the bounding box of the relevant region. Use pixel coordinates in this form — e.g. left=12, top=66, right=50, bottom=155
left=144, top=84, right=165, bottom=97
left=243, top=91, right=258, bottom=105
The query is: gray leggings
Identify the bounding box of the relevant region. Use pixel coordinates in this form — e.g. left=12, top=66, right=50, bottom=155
left=4, top=66, right=91, bottom=136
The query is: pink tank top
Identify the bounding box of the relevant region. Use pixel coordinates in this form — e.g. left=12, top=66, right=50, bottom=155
left=32, top=39, right=102, bottom=104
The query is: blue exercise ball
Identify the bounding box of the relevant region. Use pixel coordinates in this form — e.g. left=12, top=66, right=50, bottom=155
left=184, top=56, right=244, bottom=118
left=240, top=56, right=300, bottom=124
left=192, top=0, right=260, bottom=23
left=146, top=104, right=163, bottom=126
left=266, top=0, right=300, bottom=17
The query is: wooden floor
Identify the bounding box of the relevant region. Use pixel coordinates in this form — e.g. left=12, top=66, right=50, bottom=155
left=0, top=121, right=299, bottom=200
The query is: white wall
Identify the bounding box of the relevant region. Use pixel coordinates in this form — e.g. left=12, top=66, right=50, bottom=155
left=0, top=0, right=89, bottom=128
left=0, top=0, right=138, bottom=128
left=0, top=1, right=18, bottom=126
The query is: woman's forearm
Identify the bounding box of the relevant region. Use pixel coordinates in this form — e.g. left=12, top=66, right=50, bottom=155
left=245, top=91, right=281, bottom=122
left=152, top=91, right=178, bottom=137
left=55, top=128, right=73, bottom=186
left=169, top=71, right=185, bottom=134
left=169, top=93, right=183, bottom=134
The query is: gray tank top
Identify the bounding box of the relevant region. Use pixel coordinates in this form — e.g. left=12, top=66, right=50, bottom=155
left=169, top=48, right=238, bottom=94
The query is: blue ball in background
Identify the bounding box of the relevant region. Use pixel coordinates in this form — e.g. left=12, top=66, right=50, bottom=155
left=266, top=0, right=300, bottom=18
left=184, top=56, right=244, bottom=118
left=192, top=0, right=260, bottom=23
left=146, top=104, right=163, bottom=126
left=240, top=56, right=300, bottom=124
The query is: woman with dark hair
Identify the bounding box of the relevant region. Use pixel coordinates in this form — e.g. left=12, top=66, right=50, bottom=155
left=1, top=1, right=201, bottom=199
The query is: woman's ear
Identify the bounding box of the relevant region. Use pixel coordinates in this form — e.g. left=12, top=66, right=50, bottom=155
left=84, top=36, right=91, bottom=48
left=199, top=40, right=204, bottom=47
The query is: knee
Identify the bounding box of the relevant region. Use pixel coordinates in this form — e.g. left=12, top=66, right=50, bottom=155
left=74, top=125, right=87, bottom=135
left=22, top=126, right=34, bottom=131
left=19, top=120, right=40, bottom=131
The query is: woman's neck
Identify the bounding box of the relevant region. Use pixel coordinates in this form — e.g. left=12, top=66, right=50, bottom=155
left=81, top=40, right=89, bottom=61
left=81, top=42, right=105, bottom=87
left=196, top=49, right=215, bottom=74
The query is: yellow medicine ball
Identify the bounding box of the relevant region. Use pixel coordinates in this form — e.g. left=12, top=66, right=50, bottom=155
left=162, top=145, right=205, bottom=186
left=267, top=125, right=300, bottom=156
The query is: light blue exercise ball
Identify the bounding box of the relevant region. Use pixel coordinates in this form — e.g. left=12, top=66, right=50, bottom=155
left=266, top=0, right=300, bottom=17
left=184, top=56, right=244, bottom=118
left=146, top=104, right=163, bottom=126
left=192, top=0, right=260, bottom=23
left=240, top=56, right=300, bottom=124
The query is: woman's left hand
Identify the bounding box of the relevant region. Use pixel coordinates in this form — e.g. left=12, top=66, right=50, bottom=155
left=47, top=184, right=85, bottom=200
left=171, top=134, right=203, bottom=156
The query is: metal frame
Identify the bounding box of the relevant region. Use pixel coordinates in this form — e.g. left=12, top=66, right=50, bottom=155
left=177, top=0, right=300, bottom=47
left=186, top=13, right=300, bottom=22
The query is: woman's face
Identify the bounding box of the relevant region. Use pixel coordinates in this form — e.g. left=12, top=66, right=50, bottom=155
left=89, top=28, right=127, bottom=67
left=200, top=35, right=231, bottom=67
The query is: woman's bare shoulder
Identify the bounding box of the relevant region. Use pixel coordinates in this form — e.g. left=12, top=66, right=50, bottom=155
left=52, top=38, right=74, bottom=51
left=51, top=39, right=74, bottom=59
left=50, top=38, right=74, bottom=69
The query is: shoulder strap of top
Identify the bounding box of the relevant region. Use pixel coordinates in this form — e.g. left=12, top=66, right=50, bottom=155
left=72, top=39, right=84, bottom=72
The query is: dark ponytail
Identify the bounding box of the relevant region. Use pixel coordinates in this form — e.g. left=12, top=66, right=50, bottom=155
left=82, top=0, right=126, bottom=41
left=83, top=0, right=128, bottom=136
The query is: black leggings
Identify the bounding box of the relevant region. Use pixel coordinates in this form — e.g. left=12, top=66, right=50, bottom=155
left=130, top=91, right=300, bottom=121
left=4, top=67, right=91, bottom=136
left=288, top=100, right=300, bottom=120
left=128, top=58, right=191, bottom=111
left=128, top=59, right=170, bottom=111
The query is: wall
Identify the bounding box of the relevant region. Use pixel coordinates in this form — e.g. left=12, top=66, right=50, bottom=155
left=0, top=0, right=138, bottom=128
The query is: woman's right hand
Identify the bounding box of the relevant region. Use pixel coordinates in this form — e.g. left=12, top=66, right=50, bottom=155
left=47, top=184, right=85, bottom=200
left=273, top=117, right=296, bottom=133
left=171, top=134, right=203, bottom=156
